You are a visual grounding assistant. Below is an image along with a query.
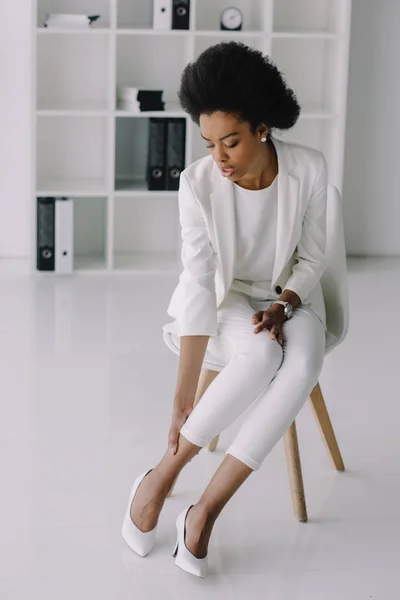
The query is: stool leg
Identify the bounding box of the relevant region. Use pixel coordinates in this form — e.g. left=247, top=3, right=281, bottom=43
left=166, top=369, right=219, bottom=498
left=309, top=383, right=345, bottom=471
left=284, top=421, right=308, bottom=522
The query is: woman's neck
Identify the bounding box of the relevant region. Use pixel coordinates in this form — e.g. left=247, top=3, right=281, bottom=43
left=236, top=140, right=278, bottom=191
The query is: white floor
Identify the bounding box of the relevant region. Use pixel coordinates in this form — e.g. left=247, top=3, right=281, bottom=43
left=0, top=257, right=399, bottom=599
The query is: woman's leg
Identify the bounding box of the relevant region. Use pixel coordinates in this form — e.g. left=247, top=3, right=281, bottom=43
left=225, top=308, right=326, bottom=470
left=184, top=308, right=326, bottom=557
left=130, top=436, right=203, bottom=533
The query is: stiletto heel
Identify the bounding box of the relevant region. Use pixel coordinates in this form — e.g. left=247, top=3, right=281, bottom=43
left=121, top=468, right=157, bottom=557
left=173, top=505, right=209, bottom=577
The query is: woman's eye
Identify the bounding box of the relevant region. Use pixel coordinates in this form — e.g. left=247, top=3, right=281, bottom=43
left=206, top=142, right=238, bottom=149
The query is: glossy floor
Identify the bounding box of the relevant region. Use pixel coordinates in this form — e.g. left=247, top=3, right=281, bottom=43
left=0, top=258, right=398, bottom=599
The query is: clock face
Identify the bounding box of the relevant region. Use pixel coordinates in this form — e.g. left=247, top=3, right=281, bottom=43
left=221, top=7, right=243, bottom=30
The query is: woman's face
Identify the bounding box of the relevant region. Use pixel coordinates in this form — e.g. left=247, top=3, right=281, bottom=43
left=199, top=111, right=269, bottom=182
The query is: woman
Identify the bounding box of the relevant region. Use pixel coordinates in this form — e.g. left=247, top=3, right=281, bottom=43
left=122, top=41, right=330, bottom=577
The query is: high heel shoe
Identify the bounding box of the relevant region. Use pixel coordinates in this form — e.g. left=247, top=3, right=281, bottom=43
left=121, top=468, right=157, bottom=557
left=172, top=505, right=209, bottom=577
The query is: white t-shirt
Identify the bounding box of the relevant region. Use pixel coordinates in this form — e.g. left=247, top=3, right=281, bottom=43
left=231, top=175, right=279, bottom=300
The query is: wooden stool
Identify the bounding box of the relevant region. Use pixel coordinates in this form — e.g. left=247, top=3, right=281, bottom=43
left=166, top=368, right=345, bottom=522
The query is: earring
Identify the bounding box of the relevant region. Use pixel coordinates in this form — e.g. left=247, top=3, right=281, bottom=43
left=261, top=136, right=267, bottom=142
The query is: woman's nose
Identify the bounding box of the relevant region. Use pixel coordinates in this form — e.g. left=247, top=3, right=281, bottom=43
left=214, top=146, right=228, bottom=162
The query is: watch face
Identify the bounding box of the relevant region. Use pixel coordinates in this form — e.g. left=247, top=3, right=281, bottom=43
left=221, top=7, right=243, bottom=30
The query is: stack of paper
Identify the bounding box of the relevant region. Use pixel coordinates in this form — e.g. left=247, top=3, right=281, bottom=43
left=44, top=14, right=101, bottom=29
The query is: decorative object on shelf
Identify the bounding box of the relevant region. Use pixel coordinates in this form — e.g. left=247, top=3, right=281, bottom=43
left=220, top=7, right=243, bottom=31
left=43, top=13, right=100, bottom=29
left=147, top=118, right=186, bottom=191
left=55, top=197, right=74, bottom=274
left=37, top=197, right=75, bottom=272
left=153, top=0, right=190, bottom=30
left=37, top=197, right=55, bottom=271
left=117, top=86, right=165, bottom=112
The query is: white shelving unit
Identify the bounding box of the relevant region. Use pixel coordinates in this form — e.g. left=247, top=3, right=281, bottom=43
left=32, top=0, right=352, bottom=275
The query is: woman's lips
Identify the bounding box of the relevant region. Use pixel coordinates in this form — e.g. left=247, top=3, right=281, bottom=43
left=220, top=167, right=236, bottom=177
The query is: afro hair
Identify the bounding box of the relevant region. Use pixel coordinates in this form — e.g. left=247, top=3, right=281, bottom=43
left=178, top=41, right=301, bottom=135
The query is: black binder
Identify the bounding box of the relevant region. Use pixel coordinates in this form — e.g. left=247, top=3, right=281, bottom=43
left=166, top=118, right=186, bottom=191
left=172, top=0, right=190, bottom=30
left=147, top=118, right=167, bottom=190
left=37, top=197, right=55, bottom=271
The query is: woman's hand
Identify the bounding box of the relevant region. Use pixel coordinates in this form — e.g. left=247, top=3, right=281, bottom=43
left=168, top=402, right=194, bottom=455
left=252, top=304, right=286, bottom=345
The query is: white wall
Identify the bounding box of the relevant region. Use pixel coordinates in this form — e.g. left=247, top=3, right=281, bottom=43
left=0, top=1, right=33, bottom=258
left=1, top=0, right=399, bottom=258
left=343, top=0, right=400, bottom=255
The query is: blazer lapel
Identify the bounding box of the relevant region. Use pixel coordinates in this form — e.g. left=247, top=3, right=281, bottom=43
left=271, top=138, right=300, bottom=285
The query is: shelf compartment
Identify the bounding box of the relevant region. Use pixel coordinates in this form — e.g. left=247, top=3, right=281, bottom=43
left=37, top=0, right=111, bottom=29
left=113, top=197, right=180, bottom=272
left=271, top=38, right=341, bottom=114
left=73, top=196, right=107, bottom=271
left=272, top=0, right=347, bottom=35
left=115, top=117, right=187, bottom=194
left=116, top=35, right=187, bottom=106
left=117, top=0, right=193, bottom=31
left=36, top=116, right=109, bottom=194
left=37, top=32, right=110, bottom=111
left=195, top=0, right=265, bottom=32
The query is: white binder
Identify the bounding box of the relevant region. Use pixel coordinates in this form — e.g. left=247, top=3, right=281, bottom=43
left=55, top=197, right=74, bottom=273
left=153, top=0, right=172, bottom=30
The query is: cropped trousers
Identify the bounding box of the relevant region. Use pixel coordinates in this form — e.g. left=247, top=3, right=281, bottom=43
left=163, top=288, right=326, bottom=471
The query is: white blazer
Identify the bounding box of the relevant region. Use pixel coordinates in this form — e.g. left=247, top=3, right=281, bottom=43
left=163, top=136, right=348, bottom=354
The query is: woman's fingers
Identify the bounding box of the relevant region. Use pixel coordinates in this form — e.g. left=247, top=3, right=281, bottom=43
left=270, top=324, right=283, bottom=344
left=254, top=313, right=271, bottom=334
left=252, top=311, right=263, bottom=324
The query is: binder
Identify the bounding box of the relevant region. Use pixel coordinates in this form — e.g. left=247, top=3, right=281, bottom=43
left=37, top=197, right=55, bottom=271
left=55, top=197, right=74, bottom=274
left=147, top=118, right=167, bottom=190
left=153, top=0, right=172, bottom=30
left=166, top=118, right=186, bottom=191
left=172, top=0, right=190, bottom=30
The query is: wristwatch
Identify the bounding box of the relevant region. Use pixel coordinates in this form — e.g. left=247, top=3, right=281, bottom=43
left=271, top=301, right=293, bottom=320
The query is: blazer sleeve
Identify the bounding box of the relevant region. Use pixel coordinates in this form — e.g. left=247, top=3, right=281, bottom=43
left=174, top=171, right=218, bottom=337
left=284, top=152, right=328, bottom=303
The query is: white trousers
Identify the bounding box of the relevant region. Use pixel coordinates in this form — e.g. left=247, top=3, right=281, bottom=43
left=164, top=289, right=326, bottom=471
